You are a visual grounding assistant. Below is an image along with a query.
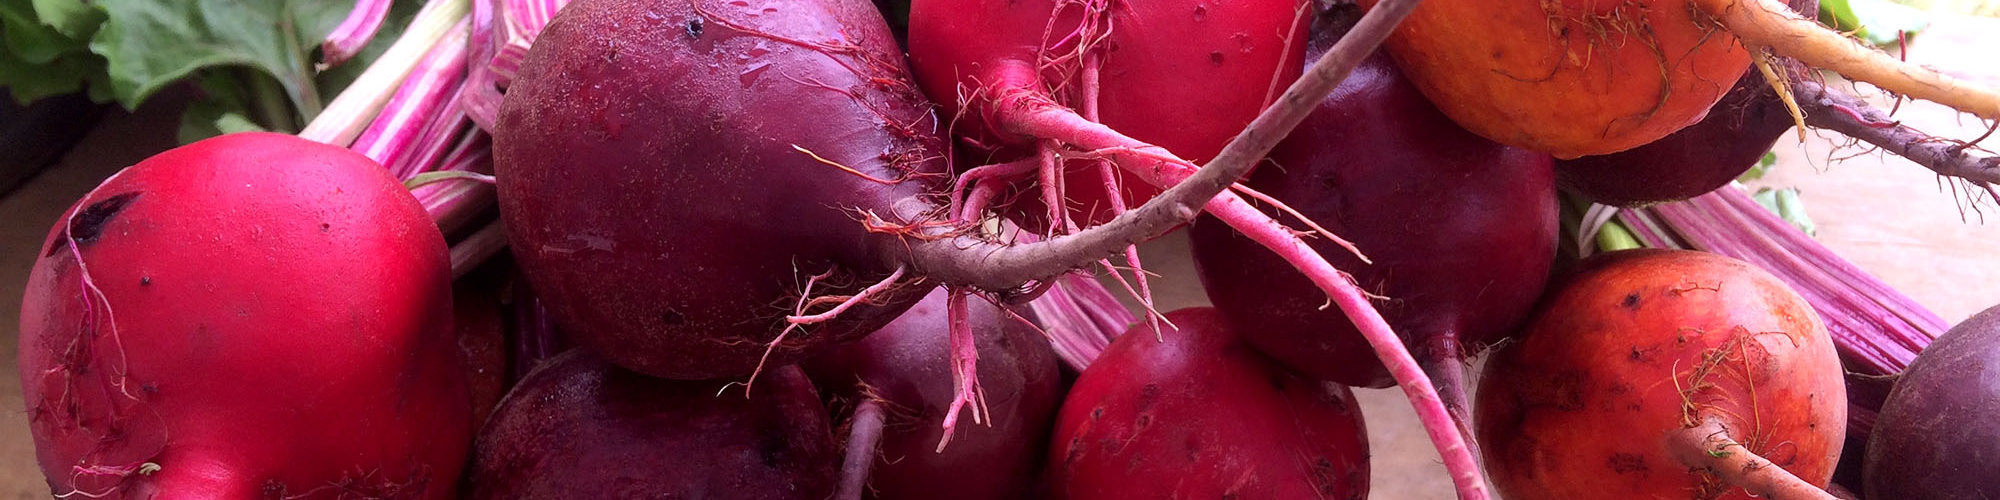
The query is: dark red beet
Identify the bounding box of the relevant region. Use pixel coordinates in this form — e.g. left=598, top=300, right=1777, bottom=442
left=494, top=0, right=940, bottom=380
left=468, top=351, right=837, bottom=499
left=803, top=289, right=1064, bottom=500
left=1187, top=53, right=1557, bottom=392
left=452, top=264, right=511, bottom=430
left=1864, top=303, right=2000, bottom=499
left=1554, top=68, right=1796, bottom=207
left=1048, top=308, right=1369, bottom=499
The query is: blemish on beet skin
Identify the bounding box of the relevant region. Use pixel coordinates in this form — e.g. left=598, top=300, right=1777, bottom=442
left=46, top=191, right=142, bottom=257
left=1608, top=452, right=1649, bottom=475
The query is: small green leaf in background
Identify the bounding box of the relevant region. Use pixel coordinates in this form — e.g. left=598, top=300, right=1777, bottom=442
left=1820, top=0, right=1932, bottom=47
left=31, top=0, right=104, bottom=40
left=1753, top=187, right=1820, bottom=237
left=0, top=0, right=104, bottom=102
left=177, top=69, right=267, bottom=143
left=1739, top=150, right=1779, bottom=182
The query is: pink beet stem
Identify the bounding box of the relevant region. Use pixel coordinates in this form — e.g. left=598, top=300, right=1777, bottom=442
left=320, top=0, right=395, bottom=69
left=351, top=19, right=473, bottom=171
left=990, top=68, right=1487, bottom=500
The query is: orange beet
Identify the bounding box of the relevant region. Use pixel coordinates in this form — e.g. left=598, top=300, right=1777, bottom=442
left=1476, top=250, right=1844, bottom=499
left=1359, top=0, right=1752, bottom=158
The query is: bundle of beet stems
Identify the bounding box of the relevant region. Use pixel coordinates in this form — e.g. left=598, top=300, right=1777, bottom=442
left=305, top=0, right=2000, bottom=498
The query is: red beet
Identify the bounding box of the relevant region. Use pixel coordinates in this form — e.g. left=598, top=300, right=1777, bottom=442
left=1188, top=52, right=1556, bottom=404
left=18, top=132, right=470, bottom=498
left=803, top=289, right=1064, bottom=500
left=469, top=351, right=837, bottom=499
left=453, top=267, right=510, bottom=431
left=494, top=0, right=939, bottom=380
left=906, top=0, right=1308, bottom=222
left=1048, top=308, right=1369, bottom=499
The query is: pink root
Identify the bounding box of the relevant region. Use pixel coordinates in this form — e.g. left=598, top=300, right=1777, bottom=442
left=987, top=83, right=1487, bottom=499
left=938, top=288, right=989, bottom=452
left=785, top=266, right=908, bottom=324
left=1232, top=183, right=1370, bottom=263
left=950, top=157, right=1038, bottom=221
left=747, top=266, right=906, bottom=396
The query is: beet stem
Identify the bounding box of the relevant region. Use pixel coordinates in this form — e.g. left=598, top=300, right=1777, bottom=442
left=1417, top=337, right=1478, bottom=464
left=1670, top=418, right=1837, bottom=500
left=449, top=220, right=508, bottom=279
left=836, top=398, right=887, bottom=500
left=320, top=0, right=395, bottom=70
left=300, top=0, right=472, bottom=146
left=1794, top=77, right=2000, bottom=186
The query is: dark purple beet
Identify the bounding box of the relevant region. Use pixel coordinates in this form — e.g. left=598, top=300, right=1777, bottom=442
left=494, top=0, right=941, bottom=379
left=803, top=289, right=1064, bottom=500
left=1553, top=69, right=1795, bottom=207
left=1864, top=303, right=2000, bottom=499
left=1554, top=0, right=1817, bottom=207
left=1187, top=52, right=1557, bottom=393
left=468, top=351, right=837, bottom=499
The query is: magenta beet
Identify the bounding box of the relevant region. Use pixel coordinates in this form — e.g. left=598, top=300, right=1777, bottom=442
left=469, top=351, right=836, bottom=499
left=494, top=0, right=940, bottom=380
left=1187, top=53, right=1557, bottom=426
left=803, top=289, right=1064, bottom=499
left=19, top=132, right=470, bottom=498
left=1048, top=308, right=1369, bottom=499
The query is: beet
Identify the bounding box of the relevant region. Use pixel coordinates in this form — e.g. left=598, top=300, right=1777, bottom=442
left=17, top=132, right=470, bottom=498
left=1048, top=308, right=1369, bottom=499
left=1358, top=0, right=1753, bottom=158
left=494, top=0, right=942, bottom=380
left=1556, top=70, right=1793, bottom=206
left=1478, top=250, right=1845, bottom=499
left=469, top=351, right=837, bottom=499
left=1188, top=52, right=1557, bottom=398
left=1864, top=303, right=2000, bottom=498
left=905, top=0, right=1308, bottom=223
left=453, top=264, right=511, bottom=431
left=803, top=289, right=1064, bottom=500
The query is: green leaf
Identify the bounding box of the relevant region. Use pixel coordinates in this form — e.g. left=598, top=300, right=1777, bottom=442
left=1, top=0, right=89, bottom=64
left=0, top=45, right=99, bottom=102
left=1819, top=0, right=1929, bottom=47
left=87, top=0, right=356, bottom=113
left=1752, top=187, right=1819, bottom=237
left=0, top=0, right=104, bottom=104
left=31, top=0, right=103, bottom=40
left=1738, top=151, right=1778, bottom=182
left=177, top=70, right=266, bottom=143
